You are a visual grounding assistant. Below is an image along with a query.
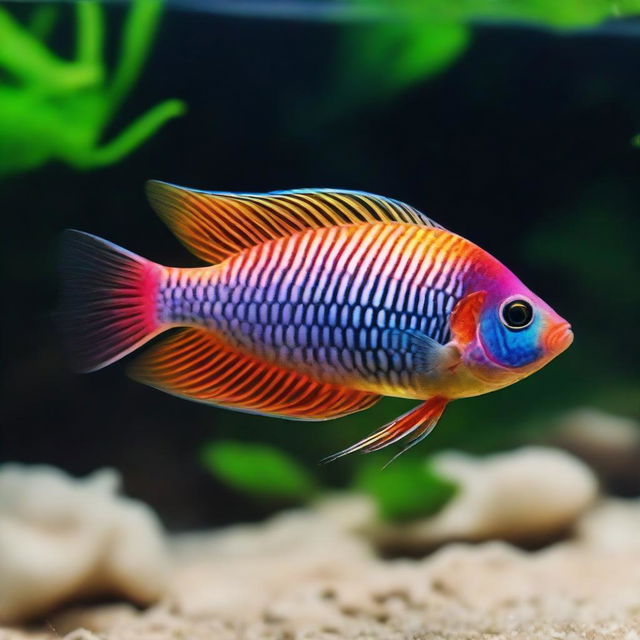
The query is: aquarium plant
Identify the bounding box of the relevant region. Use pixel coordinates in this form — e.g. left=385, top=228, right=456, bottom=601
left=202, top=440, right=458, bottom=521
left=338, top=0, right=640, bottom=104
left=0, top=0, right=184, bottom=176
left=201, top=440, right=320, bottom=506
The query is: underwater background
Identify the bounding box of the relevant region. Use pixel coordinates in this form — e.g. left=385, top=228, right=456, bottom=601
left=2, top=0, right=640, bottom=530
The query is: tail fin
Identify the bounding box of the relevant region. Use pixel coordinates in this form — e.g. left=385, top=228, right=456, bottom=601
left=58, top=230, right=164, bottom=372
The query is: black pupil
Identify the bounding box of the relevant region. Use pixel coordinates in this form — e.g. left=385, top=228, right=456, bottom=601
left=503, top=301, right=532, bottom=328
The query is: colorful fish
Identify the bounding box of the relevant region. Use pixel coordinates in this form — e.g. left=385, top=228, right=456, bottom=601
left=58, top=183, right=573, bottom=461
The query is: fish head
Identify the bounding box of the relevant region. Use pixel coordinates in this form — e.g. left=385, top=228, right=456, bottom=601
left=451, top=270, right=573, bottom=388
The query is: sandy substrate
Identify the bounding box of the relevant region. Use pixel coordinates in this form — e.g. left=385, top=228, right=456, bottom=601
left=3, top=497, right=640, bottom=640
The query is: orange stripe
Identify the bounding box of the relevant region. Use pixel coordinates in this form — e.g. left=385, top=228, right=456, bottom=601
left=130, top=327, right=379, bottom=419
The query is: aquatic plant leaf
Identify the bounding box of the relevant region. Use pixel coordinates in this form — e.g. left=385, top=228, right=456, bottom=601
left=0, top=0, right=185, bottom=177
left=334, top=0, right=640, bottom=112
left=141, top=0, right=640, bottom=26
left=65, top=99, right=186, bottom=169
left=107, top=0, right=162, bottom=110
left=345, top=20, right=469, bottom=97
left=201, top=440, right=318, bottom=502
left=466, top=0, right=618, bottom=28
left=27, top=5, right=58, bottom=43
left=0, top=7, right=97, bottom=92
left=393, top=22, right=468, bottom=88
left=354, top=456, right=458, bottom=522
left=340, top=0, right=639, bottom=28
left=75, top=2, right=104, bottom=73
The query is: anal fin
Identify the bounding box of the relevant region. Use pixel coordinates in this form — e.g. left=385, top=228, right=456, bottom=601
left=322, top=396, right=448, bottom=464
left=129, top=328, right=379, bottom=420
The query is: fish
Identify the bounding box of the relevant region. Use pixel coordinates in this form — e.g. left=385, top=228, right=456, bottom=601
left=58, top=183, right=573, bottom=461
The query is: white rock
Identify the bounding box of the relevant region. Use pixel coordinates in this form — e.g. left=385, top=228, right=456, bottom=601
left=555, top=408, right=640, bottom=453
left=170, top=499, right=374, bottom=621
left=574, top=498, right=640, bottom=552
left=551, top=408, right=640, bottom=486
left=0, top=464, right=170, bottom=624
left=51, top=498, right=640, bottom=640
left=373, top=447, right=598, bottom=549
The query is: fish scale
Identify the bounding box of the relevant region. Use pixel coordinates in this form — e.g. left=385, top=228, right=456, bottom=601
left=156, top=222, right=469, bottom=395
left=59, top=183, right=573, bottom=459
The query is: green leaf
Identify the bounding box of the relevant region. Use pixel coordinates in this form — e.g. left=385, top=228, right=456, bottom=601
left=347, top=19, right=468, bottom=94
left=334, top=0, right=640, bottom=111
left=339, top=19, right=469, bottom=106
left=201, top=440, right=318, bottom=503
left=392, top=22, right=469, bottom=88
left=354, top=457, right=458, bottom=522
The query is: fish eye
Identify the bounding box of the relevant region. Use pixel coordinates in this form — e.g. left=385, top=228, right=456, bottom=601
left=500, top=299, right=533, bottom=330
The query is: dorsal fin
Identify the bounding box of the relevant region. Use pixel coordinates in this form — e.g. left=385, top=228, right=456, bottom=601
left=146, top=181, right=443, bottom=264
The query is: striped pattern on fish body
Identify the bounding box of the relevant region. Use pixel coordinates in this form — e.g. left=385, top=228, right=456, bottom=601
left=58, top=183, right=573, bottom=462
left=155, top=222, right=478, bottom=398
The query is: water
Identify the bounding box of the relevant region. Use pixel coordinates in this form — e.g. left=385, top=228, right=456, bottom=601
left=1, top=0, right=639, bottom=529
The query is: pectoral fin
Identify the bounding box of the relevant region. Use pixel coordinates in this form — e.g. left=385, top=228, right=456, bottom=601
left=398, top=329, right=460, bottom=373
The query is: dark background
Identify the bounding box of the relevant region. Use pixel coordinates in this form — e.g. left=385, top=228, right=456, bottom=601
left=2, top=6, right=639, bottom=528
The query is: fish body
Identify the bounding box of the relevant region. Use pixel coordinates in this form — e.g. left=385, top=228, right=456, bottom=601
left=59, top=184, right=573, bottom=459
left=157, top=223, right=468, bottom=399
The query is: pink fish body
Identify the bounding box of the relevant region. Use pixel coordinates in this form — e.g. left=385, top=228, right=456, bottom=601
left=59, top=184, right=573, bottom=459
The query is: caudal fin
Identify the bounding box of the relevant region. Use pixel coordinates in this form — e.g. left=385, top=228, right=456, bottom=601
left=58, top=230, right=164, bottom=372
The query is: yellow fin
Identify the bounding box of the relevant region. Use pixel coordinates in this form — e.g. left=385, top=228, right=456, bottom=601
left=146, top=181, right=443, bottom=264
left=129, top=328, right=380, bottom=420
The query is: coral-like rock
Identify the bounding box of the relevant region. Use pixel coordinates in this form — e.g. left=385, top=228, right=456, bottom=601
left=574, top=498, right=640, bottom=552
left=26, top=499, right=640, bottom=640
left=372, top=446, right=598, bottom=551
left=170, top=499, right=375, bottom=622
left=0, top=464, right=170, bottom=624
left=5, top=482, right=640, bottom=639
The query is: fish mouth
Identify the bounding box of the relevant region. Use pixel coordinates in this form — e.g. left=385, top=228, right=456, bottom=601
left=544, top=322, right=574, bottom=354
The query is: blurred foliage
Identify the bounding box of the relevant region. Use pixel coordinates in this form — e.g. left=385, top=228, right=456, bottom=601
left=0, top=0, right=184, bottom=176
left=202, top=439, right=459, bottom=521
left=523, top=184, right=640, bottom=417
left=201, top=440, right=319, bottom=505
left=525, top=187, right=640, bottom=322
left=338, top=0, right=640, bottom=103
left=340, top=16, right=469, bottom=100
left=354, top=457, right=458, bottom=521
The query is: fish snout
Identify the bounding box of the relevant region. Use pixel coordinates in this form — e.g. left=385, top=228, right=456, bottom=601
left=544, top=321, right=574, bottom=354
